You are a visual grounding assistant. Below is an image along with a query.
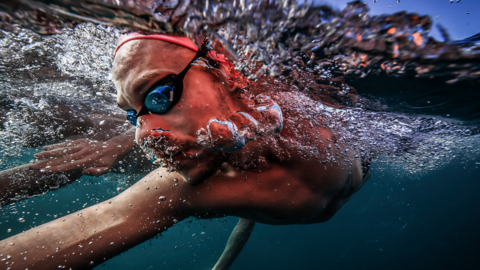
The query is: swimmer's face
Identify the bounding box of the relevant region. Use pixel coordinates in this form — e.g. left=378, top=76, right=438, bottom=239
left=113, top=39, right=247, bottom=182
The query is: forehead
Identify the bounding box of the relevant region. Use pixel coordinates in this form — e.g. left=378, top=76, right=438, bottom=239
left=112, top=39, right=194, bottom=82
left=112, top=39, right=196, bottom=109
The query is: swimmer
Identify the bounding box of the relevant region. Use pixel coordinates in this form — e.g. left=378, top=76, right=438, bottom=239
left=0, top=104, right=250, bottom=269
left=0, top=109, right=141, bottom=206
left=0, top=34, right=369, bottom=269
left=213, top=218, right=255, bottom=270
left=0, top=131, right=136, bottom=205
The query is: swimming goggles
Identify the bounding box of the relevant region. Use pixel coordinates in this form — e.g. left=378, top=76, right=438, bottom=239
left=126, top=40, right=211, bottom=127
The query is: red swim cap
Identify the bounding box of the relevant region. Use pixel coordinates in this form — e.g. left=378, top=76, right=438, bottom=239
left=114, top=33, right=226, bottom=63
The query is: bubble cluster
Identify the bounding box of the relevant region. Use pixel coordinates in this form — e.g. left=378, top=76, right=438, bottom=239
left=0, top=23, right=125, bottom=160
left=2, top=1, right=479, bottom=85
left=196, top=95, right=283, bottom=152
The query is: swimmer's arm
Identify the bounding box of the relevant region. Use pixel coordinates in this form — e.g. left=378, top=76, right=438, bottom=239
left=0, top=165, right=83, bottom=206
left=0, top=167, right=180, bottom=269
left=30, top=128, right=136, bottom=176
left=0, top=129, right=137, bottom=205
left=212, top=218, right=255, bottom=270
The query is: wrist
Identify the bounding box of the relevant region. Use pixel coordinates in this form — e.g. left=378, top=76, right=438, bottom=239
left=105, top=131, right=136, bottom=156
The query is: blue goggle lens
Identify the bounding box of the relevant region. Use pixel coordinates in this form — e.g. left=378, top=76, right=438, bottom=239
left=127, top=110, right=137, bottom=126
left=144, top=85, right=174, bottom=113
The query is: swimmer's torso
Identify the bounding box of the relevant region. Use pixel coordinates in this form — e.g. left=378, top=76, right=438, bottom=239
left=160, top=117, right=365, bottom=225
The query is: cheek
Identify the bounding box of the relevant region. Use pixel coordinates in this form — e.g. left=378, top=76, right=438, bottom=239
left=183, top=72, right=230, bottom=120
left=135, top=116, right=170, bottom=143
left=135, top=107, right=209, bottom=143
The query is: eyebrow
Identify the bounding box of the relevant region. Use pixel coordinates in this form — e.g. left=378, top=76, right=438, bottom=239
left=132, top=70, right=171, bottom=96
left=119, top=70, right=172, bottom=110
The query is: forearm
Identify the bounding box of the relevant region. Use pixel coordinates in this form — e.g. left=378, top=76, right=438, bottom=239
left=103, top=127, right=136, bottom=157
left=212, top=218, right=255, bottom=270
left=0, top=165, right=83, bottom=206
left=28, top=128, right=137, bottom=176
left=0, top=168, right=182, bottom=269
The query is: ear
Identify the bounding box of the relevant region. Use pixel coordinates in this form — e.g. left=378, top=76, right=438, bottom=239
left=229, top=82, right=244, bottom=94
left=218, top=61, right=248, bottom=94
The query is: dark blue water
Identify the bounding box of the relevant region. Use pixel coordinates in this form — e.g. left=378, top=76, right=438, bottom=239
left=103, top=161, right=480, bottom=270
left=3, top=149, right=478, bottom=269
left=112, top=162, right=480, bottom=270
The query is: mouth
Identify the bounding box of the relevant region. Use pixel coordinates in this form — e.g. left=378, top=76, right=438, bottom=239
left=139, top=135, right=205, bottom=168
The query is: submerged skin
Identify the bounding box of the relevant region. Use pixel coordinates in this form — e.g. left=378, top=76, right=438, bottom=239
left=0, top=40, right=366, bottom=269
left=213, top=218, right=255, bottom=270
left=0, top=117, right=138, bottom=206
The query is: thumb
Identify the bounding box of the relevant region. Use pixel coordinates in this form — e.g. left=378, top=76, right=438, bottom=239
left=82, top=167, right=110, bottom=177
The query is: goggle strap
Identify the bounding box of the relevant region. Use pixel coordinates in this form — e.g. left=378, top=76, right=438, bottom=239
left=170, top=39, right=211, bottom=107
left=129, top=38, right=213, bottom=125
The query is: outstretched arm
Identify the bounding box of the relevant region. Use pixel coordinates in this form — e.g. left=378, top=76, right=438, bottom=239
left=0, top=162, right=263, bottom=269
left=0, top=164, right=83, bottom=206
left=29, top=128, right=136, bottom=176
left=0, top=167, right=183, bottom=270
left=0, top=129, right=136, bottom=206
left=212, top=218, right=255, bottom=270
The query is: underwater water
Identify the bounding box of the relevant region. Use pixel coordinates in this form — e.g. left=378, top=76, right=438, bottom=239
left=102, top=161, right=480, bottom=270
left=0, top=0, right=480, bottom=269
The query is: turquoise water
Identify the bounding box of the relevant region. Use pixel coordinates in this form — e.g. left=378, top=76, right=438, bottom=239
left=0, top=148, right=143, bottom=239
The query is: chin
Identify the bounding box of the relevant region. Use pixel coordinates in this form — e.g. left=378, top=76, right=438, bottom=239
left=175, top=156, right=218, bottom=185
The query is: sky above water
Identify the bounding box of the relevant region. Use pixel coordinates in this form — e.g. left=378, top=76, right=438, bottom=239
left=312, top=0, right=480, bottom=41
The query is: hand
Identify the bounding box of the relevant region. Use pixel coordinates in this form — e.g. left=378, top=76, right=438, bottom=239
left=29, top=137, right=134, bottom=177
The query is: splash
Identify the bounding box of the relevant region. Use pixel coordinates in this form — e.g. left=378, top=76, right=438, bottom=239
left=3, top=0, right=479, bottom=126
left=195, top=94, right=283, bottom=152
left=0, top=23, right=124, bottom=163
left=0, top=1, right=479, bottom=173
left=2, top=1, right=479, bottom=81
left=273, top=90, right=479, bottom=175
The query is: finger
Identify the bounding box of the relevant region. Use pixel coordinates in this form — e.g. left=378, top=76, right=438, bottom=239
left=82, top=167, right=110, bottom=177
left=29, top=158, right=61, bottom=170
left=29, top=162, right=44, bottom=170
left=30, top=155, right=75, bottom=170
left=43, top=141, right=75, bottom=151
left=30, top=150, right=91, bottom=170
left=34, top=146, right=83, bottom=160
left=33, top=158, right=92, bottom=173
left=43, top=139, right=87, bottom=151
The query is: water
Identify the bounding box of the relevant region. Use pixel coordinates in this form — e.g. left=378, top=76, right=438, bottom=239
left=105, top=162, right=480, bottom=270
left=1, top=0, right=480, bottom=269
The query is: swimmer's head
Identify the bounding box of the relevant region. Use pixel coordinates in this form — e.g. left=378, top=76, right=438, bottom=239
left=112, top=33, right=255, bottom=183
left=113, top=33, right=284, bottom=183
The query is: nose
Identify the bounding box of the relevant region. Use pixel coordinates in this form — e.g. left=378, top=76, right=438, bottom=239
left=135, top=114, right=173, bottom=144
